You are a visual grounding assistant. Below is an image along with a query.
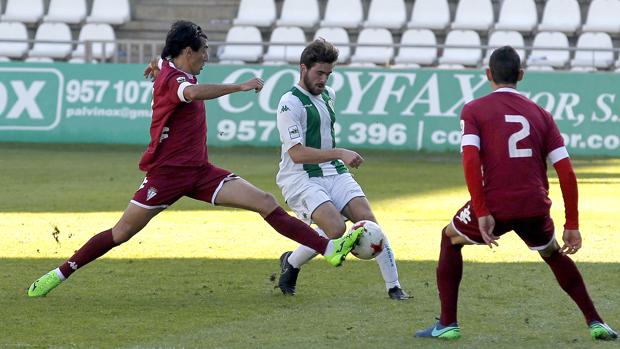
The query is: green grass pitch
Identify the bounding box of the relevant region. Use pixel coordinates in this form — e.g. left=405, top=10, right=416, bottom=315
left=1, top=143, right=618, bottom=348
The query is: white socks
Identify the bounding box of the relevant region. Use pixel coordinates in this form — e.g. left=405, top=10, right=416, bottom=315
left=288, top=227, right=324, bottom=268
left=375, top=236, right=400, bottom=290
left=289, top=226, right=401, bottom=291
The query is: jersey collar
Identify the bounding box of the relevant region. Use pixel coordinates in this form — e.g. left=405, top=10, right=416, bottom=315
left=166, top=59, right=195, bottom=80
left=493, top=87, right=520, bottom=94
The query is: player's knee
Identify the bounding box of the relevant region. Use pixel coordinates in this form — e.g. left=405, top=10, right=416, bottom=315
left=538, top=240, right=560, bottom=258
left=112, top=223, right=139, bottom=244
left=324, top=224, right=347, bottom=239
left=256, top=192, right=279, bottom=215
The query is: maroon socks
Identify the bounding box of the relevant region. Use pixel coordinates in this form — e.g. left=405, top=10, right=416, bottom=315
left=264, top=207, right=329, bottom=254
left=58, top=229, right=118, bottom=278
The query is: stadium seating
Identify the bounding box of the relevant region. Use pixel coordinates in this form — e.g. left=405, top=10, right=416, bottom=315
left=262, top=26, right=306, bottom=64
left=320, top=0, right=363, bottom=29
left=43, top=0, right=87, bottom=24
left=582, top=0, right=620, bottom=34
left=451, top=0, right=494, bottom=31
left=218, top=26, right=263, bottom=63
left=350, top=28, right=394, bottom=66
left=1, top=0, right=44, bottom=23
left=0, top=22, right=29, bottom=59
left=314, top=27, right=351, bottom=63
left=0, top=57, right=11, bottom=62
left=276, top=0, right=319, bottom=28
left=570, top=32, right=614, bottom=70
left=28, top=22, right=73, bottom=60
left=526, top=31, right=570, bottom=69
left=494, top=0, right=537, bottom=33
left=72, top=24, right=117, bottom=61
left=406, top=0, right=450, bottom=31
left=363, top=0, right=407, bottom=29
left=483, top=31, right=525, bottom=65
left=24, top=57, right=54, bottom=63
left=394, top=29, right=437, bottom=66
left=438, top=30, right=482, bottom=67
left=233, top=0, right=276, bottom=27
left=86, top=0, right=130, bottom=25
left=537, top=0, right=581, bottom=34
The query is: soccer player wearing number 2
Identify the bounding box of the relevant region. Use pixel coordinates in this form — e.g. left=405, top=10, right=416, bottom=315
left=275, top=39, right=408, bottom=300
left=415, top=46, right=617, bottom=341
left=27, top=21, right=362, bottom=298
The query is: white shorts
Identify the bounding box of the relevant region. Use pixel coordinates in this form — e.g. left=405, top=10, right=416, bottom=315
left=285, top=173, right=365, bottom=224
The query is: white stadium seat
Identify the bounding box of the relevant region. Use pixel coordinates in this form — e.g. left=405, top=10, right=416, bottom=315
left=407, top=0, right=450, bottom=31
left=571, top=32, right=614, bottom=69
left=582, top=0, right=620, bottom=34
left=451, top=0, right=494, bottom=31
left=0, top=57, right=12, bottom=62
left=483, top=31, right=525, bottom=65
left=44, top=0, right=87, bottom=24
left=313, top=27, right=351, bottom=63
left=277, top=0, right=319, bottom=28
left=0, top=22, right=29, bottom=58
left=218, top=26, right=263, bottom=63
left=537, top=0, right=581, bottom=34
left=350, top=28, right=394, bottom=66
left=28, top=22, right=73, bottom=59
left=526, top=32, right=570, bottom=69
left=439, top=30, right=482, bottom=67
left=363, top=0, right=406, bottom=29
left=86, top=0, right=130, bottom=25
left=494, top=0, right=537, bottom=32
left=320, top=0, right=363, bottom=29
left=72, top=24, right=117, bottom=61
left=1, top=0, right=44, bottom=23
left=394, top=29, right=437, bottom=66
left=233, top=0, right=276, bottom=27
left=24, top=57, right=54, bottom=63
left=262, top=26, right=306, bottom=64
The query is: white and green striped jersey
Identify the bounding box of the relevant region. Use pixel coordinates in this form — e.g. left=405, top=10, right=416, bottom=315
left=276, top=84, right=348, bottom=200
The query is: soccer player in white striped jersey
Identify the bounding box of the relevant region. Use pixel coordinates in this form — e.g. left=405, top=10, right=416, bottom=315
left=274, top=39, right=409, bottom=300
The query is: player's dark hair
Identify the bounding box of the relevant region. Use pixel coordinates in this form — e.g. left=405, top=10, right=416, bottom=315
left=489, top=46, right=521, bottom=85
left=300, top=38, right=339, bottom=69
left=161, top=20, right=207, bottom=59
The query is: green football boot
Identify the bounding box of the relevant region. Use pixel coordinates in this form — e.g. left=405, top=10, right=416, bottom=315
left=324, top=226, right=363, bottom=267
left=589, top=321, right=618, bottom=341
left=28, top=270, right=62, bottom=297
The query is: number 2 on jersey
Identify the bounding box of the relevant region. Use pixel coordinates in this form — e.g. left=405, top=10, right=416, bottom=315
left=505, top=114, right=532, bottom=158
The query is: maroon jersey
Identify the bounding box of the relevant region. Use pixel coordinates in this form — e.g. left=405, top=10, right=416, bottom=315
left=460, top=88, right=565, bottom=219
left=139, top=60, right=208, bottom=172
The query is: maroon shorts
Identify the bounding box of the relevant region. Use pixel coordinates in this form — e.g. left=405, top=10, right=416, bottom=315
left=451, top=201, right=556, bottom=250
left=131, top=164, right=239, bottom=209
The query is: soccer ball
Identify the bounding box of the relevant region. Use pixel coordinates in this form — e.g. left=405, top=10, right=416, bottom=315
left=350, top=220, right=385, bottom=260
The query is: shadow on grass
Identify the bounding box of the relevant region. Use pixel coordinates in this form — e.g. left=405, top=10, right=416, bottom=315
left=2, top=258, right=618, bottom=349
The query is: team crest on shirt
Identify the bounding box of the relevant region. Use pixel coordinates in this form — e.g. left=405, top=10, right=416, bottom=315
left=146, top=187, right=158, bottom=201
left=176, top=76, right=187, bottom=84
left=288, top=125, right=300, bottom=139
left=460, top=120, right=465, bottom=134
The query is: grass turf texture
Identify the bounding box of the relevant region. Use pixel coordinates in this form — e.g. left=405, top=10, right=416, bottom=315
left=1, top=143, right=619, bottom=348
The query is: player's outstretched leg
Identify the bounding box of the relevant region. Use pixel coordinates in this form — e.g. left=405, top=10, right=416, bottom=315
left=589, top=321, right=618, bottom=341
left=28, top=270, right=63, bottom=297
left=278, top=251, right=300, bottom=295
left=323, top=226, right=363, bottom=267
left=415, top=320, right=461, bottom=340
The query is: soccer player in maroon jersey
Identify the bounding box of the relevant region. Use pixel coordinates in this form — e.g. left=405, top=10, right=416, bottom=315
left=415, top=46, right=617, bottom=341
left=27, top=20, right=362, bottom=298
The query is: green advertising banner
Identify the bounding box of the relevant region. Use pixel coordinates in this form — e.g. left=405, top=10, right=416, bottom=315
left=1, top=62, right=619, bottom=156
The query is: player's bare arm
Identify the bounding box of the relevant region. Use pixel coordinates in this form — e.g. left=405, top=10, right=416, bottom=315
left=287, top=144, right=364, bottom=168
left=184, top=77, right=264, bottom=101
